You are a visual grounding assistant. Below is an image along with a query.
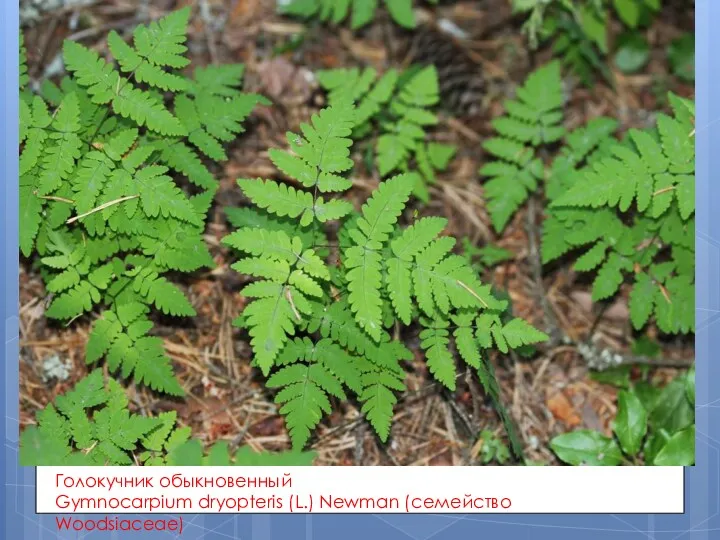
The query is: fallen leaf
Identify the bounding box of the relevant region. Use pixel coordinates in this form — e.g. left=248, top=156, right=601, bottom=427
left=547, top=391, right=582, bottom=427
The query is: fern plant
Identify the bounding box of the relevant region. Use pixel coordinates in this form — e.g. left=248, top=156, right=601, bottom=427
left=513, top=0, right=661, bottom=84
left=19, top=8, right=266, bottom=395
left=544, top=92, right=694, bottom=335
left=223, top=99, right=547, bottom=451
left=20, top=370, right=315, bottom=466
left=479, top=61, right=566, bottom=232
left=479, top=60, right=625, bottom=234
left=317, top=65, right=457, bottom=202
left=279, top=0, right=438, bottom=30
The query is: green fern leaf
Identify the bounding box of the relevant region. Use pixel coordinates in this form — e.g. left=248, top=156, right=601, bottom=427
left=629, top=272, right=655, bottom=330
left=267, top=338, right=346, bottom=449
left=63, top=41, right=185, bottom=135
left=282, top=0, right=421, bottom=29
left=500, top=318, right=548, bottom=348
left=592, top=253, right=630, bottom=301
left=452, top=313, right=481, bottom=369
left=375, top=66, right=439, bottom=178
left=480, top=61, right=564, bottom=232
left=38, top=92, right=82, bottom=195
left=344, top=173, right=414, bottom=340
left=108, top=31, right=187, bottom=92
left=87, top=309, right=184, bottom=396
left=384, top=0, right=415, bottom=27
left=654, top=275, right=694, bottom=334
left=419, top=318, right=457, bottom=390
left=573, top=241, right=608, bottom=271
left=132, top=7, right=191, bottom=69
left=159, top=142, right=216, bottom=189
left=19, top=183, right=43, bottom=257
left=20, top=33, right=29, bottom=89
left=130, top=268, right=196, bottom=317
left=359, top=373, right=398, bottom=442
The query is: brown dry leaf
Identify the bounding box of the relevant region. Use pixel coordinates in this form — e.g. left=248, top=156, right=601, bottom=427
left=339, top=29, right=386, bottom=64
left=251, top=416, right=286, bottom=438
left=231, top=0, right=261, bottom=21
left=546, top=391, right=582, bottom=427
left=570, top=291, right=630, bottom=322
left=255, top=57, right=314, bottom=105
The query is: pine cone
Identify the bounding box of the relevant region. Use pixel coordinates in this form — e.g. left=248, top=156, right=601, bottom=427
left=406, top=24, right=486, bottom=118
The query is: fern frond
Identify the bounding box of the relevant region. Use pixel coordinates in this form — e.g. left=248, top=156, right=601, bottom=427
left=63, top=41, right=185, bottom=135
left=553, top=113, right=694, bottom=220
left=19, top=8, right=261, bottom=410
left=134, top=7, right=190, bottom=67
left=318, top=65, right=452, bottom=202
left=128, top=266, right=196, bottom=317
left=224, top=226, right=331, bottom=375
left=86, top=306, right=184, bottom=396
left=21, top=372, right=313, bottom=466
left=344, top=173, right=414, bottom=340
left=319, top=67, right=399, bottom=129
left=20, top=33, right=29, bottom=89
left=480, top=61, right=565, bottom=232
left=158, top=141, right=216, bottom=188
left=357, top=340, right=409, bottom=442
left=419, top=317, right=457, bottom=390
left=546, top=116, right=619, bottom=200
left=376, top=66, right=439, bottom=176
left=223, top=99, right=547, bottom=450
left=281, top=0, right=418, bottom=29
left=266, top=337, right=359, bottom=449
left=38, top=92, right=83, bottom=195
left=545, top=94, right=695, bottom=334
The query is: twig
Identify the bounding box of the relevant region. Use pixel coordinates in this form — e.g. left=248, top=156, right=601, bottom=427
left=456, top=280, right=489, bottom=308
left=442, top=392, right=476, bottom=438
left=65, top=16, right=150, bottom=42
left=620, top=355, right=694, bottom=368
left=285, top=287, right=302, bottom=321
left=65, top=195, right=139, bottom=224
left=32, top=15, right=61, bottom=79
left=198, top=0, right=219, bottom=64
left=526, top=195, right=563, bottom=345
left=440, top=115, right=483, bottom=142
left=354, top=422, right=366, bottom=466
left=35, top=193, right=74, bottom=204
left=653, top=186, right=676, bottom=196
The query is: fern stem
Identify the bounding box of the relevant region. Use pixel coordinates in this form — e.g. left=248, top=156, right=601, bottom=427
left=65, top=195, right=139, bottom=224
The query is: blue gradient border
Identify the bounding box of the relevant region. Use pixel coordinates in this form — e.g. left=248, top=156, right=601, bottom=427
left=3, top=1, right=713, bottom=538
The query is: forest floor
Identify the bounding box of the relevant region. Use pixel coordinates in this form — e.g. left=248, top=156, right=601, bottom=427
left=19, top=0, right=695, bottom=465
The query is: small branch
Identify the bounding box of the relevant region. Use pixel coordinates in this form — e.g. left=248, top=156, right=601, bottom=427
left=199, top=0, right=220, bottom=64
left=576, top=341, right=694, bottom=370
left=285, top=287, right=302, bottom=321
left=443, top=391, right=476, bottom=438
left=526, top=196, right=563, bottom=345
left=34, top=193, right=75, bottom=204
left=456, top=280, right=489, bottom=308
left=65, top=15, right=150, bottom=42
left=622, top=355, right=694, bottom=368
left=354, top=422, right=366, bottom=466
left=65, top=195, right=139, bottom=224
left=653, top=186, right=676, bottom=197
left=658, top=282, right=672, bottom=304
left=83, top=441, right=98, bottom=455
